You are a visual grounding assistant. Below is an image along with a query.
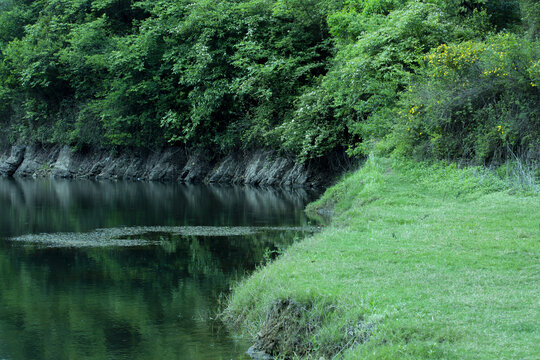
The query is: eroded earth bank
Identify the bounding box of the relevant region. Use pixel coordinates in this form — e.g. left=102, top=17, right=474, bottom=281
left=0, top=145, right=351, bottom=187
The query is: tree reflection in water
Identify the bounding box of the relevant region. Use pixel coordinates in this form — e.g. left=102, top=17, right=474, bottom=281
left=0, top=178, right=319, bottom=360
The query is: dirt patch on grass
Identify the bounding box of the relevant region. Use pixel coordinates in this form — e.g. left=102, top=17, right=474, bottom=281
left=249, top=299, right=319, bottom=358
left=245, top=299, right=378, bottom=359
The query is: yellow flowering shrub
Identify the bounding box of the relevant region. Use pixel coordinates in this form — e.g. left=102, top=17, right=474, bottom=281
left=391, top=34, right=540, bottom=162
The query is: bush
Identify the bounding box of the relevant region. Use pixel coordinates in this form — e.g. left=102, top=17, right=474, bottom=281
left=391, top=34, right=540, bottom=163
left=281, top=2, right=461, bottom=159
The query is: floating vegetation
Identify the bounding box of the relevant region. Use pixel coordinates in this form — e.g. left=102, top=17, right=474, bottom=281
left=9, top=226, right=321, bottom=248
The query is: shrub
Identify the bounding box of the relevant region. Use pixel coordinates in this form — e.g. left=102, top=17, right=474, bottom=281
left=281, top=2, right=460, bottom=159
left=391, top=34, right=540, bottom=163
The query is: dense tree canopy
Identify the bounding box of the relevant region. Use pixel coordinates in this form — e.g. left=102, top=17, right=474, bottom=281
left=0, top=0, right=538, bottom=163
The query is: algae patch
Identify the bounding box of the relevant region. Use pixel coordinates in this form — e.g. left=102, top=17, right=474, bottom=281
left=9, top=226, right=321, bottom=248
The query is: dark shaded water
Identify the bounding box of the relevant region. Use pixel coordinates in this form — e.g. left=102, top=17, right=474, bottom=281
left=0, top=178, right=319, bottom=360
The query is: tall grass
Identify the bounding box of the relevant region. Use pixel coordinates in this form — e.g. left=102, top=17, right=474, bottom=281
left=494, top=148, right=539, bottom=193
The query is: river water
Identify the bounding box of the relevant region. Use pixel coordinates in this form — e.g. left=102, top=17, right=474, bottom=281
left=0, top=178, right=319, bottom=360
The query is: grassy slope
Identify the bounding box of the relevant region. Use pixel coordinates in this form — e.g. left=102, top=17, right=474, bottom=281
left=224, top=157, right=540, bottom=359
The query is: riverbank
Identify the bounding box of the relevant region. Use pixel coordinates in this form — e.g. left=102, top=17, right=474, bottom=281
left=0, top=145, right=351, bottom=187
left=224, top=157, right=539, bottom=359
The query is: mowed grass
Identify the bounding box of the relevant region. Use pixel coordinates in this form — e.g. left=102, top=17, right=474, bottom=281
left=224, top=157, right=540, bottom=359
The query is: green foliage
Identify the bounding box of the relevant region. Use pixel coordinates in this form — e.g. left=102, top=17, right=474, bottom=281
left=520, top=0, right=540, bottom=40
left=391, top=34, right=540, bottom=163
left=157, top=0, right=340, bottom=151
left=278, top=86, right=346, bottom=160
left=283, top=1, right=460, bottom=158
left=0, top=0, right=537, bottom=162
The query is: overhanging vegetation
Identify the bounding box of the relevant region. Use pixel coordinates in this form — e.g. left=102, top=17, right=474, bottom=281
left=0, top=0, right=538, bottom=164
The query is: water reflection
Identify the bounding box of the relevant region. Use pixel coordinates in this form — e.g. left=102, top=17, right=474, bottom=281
left=0, top=178, right=316, bottom=237
left=0, top=179, right=319, bottom=360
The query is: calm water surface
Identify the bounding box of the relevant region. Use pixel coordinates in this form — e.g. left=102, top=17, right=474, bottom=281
left=0, top=178, right=319, bottom=360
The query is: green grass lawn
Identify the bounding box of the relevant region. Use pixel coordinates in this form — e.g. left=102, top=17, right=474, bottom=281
left=224, top=157, right=540, bottom=359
